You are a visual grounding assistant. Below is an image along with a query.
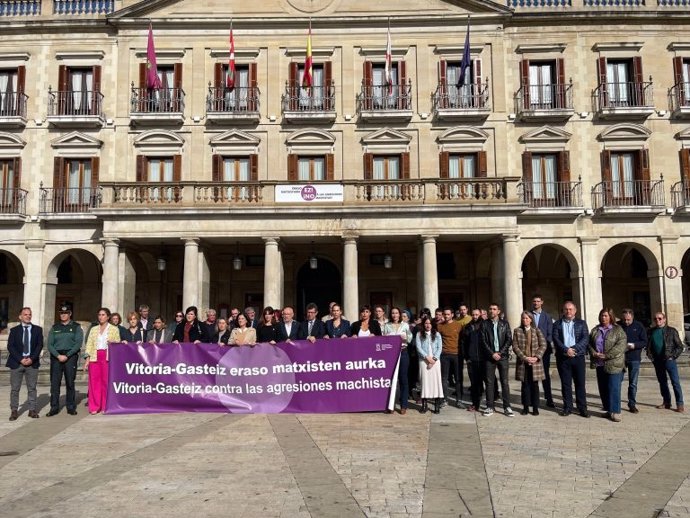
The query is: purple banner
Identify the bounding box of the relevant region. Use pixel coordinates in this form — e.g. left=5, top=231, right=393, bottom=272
left=105, top=336, right=402, bottom=414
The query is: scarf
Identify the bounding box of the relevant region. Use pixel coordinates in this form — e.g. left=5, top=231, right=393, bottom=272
left=184, top=321, right=193, bottom=342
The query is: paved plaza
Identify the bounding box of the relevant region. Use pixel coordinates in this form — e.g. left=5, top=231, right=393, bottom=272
left=0, top=366, right=688, bottom=518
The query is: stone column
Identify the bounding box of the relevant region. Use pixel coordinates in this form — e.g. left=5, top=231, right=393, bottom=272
left=422, top=235, right=439, bottom=311
left=502, top=234, right=522, bottom=328
left=118, top=250, right=135, bottom=315
left=416, top=240, right=425, bottom=311
left=579, top=237, right=602, bottom=326
left=182, top=238, right=200, bottom=310
left=101, top=239, right=119, bottom=310
left=24, top=242, right=45, bottom=328
left=198, top=248, right=210, bottom=313
left=491, top=241, right=504, bottom=307
left=659, top=236, right=684, bottom=331
left=263, top=237, right=282, bottom=309
left=343, top=236, right=359, bottom=322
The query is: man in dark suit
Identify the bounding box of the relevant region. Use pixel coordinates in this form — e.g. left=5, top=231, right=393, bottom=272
left=244, top=306, right=260, bottom=329
left=531, top=294, right=555, bottom=408
left=298, top=303, right=326, bottom=342
left=137, top=304, right=154, bottom=335
left=6, top=307, right=43, bottom=420
left=276, top=306, right=300, bottom=342
left=553, top=300, right=590, bottom=418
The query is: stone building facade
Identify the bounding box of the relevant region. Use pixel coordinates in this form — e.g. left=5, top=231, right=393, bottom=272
left=0, top=0, right=689, bottom=332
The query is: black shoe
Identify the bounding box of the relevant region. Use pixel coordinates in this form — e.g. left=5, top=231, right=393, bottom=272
left=521, top=408, right=529, bottom=415
left=420, top=400, right=428, bottom=414
left=560, top=409, right=572, bottom=417
left=433, top=399, right=441, bottom=414
left=9, top=410, right=18, bottom=421
left=28, top=410, right=39, bottom=419
left=532, top=409, right=540, bottom=416
left=629, top=406, right=639, bottom=414
left=46, top=409, right=60, bottom=417
left=545, top=401, right=556, bottom=408
left=579, top=410, right=590, bottom=418
left=67, top=409, right=78, bottom=416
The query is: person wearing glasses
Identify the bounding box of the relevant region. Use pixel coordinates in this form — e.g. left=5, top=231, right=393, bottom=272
left=172, top=310, right=184, bottom=334
left=647, top=312, right=685, bottom=413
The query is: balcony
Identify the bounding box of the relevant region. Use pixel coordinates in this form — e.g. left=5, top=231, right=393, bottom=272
left=206, top=85, right=261, bottom=124
left=47, top=88, right=105, bottom=128
left=53, top=0, right=115, bottom=14
left=0, top=188, right=27, bottom=220
left=517, top=179, right=583, bottom=216
left=669, top=82, right=690, bottom=119
left=281, top=82, right=336, bottom=123
left=671, top=181, right=690, bottom=214
left=515, top=82, right=574, bottom=121
left=591, top=179, right=665, bottom=216
left=357, top=81, right=413, bottom=122
left=432, top=82, right=490, bottom=121
left=592, top=80, right=655, bottom=119
left=0, top=1, right=41, bottom=16
left=130, top=86, right=185, bottom=126
left=39, top=185, right=101, bottom=216
left=0, top=91, right=28, bottom=128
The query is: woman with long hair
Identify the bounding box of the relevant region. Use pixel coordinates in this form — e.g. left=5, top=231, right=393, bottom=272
left=257, top=306, right=280, bottom=344
left=589, top=308, right=627, bottom=422
left=325, top=303, right=351, bottom=338
left=172, top=306, right=206, bottom=344
left=512, top=311, right=547, bottom=415
left=415, top=316, right=443, bottom=413
left=384, top=306, right=413, bottom=414
left=229, top=313, right=257, bottom=346
left=84, top=307, right=121, bottom=414
left=350, top=305, right=382, bottom=337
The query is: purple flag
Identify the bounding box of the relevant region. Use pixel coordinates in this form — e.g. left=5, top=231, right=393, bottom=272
left=146, top=23, right=162, bottom=89
left=106, top=336, right=402, bottom=415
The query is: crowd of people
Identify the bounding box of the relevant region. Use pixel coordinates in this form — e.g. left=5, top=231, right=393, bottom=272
left=4, top=296, right=686, bottom=422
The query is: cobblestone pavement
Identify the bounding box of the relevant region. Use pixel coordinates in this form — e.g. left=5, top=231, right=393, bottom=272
left=0, top=367, right=687, bottom=518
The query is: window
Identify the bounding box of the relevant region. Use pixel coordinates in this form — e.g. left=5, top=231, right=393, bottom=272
left=672, top=57, right=690, bottom=107
left=287, top=62, right=332, bottom=111
left=363, top=152, right=410, bottom=200
left=439, top=59, right=483, bottom=108
left=135, top=155, right=181, bottom=202
left=521, top=151, right=571, bottom=207
left=137, top=62, right=183, bottom=112
left=597, top=57, right=645, bottom=108
left=439, top=151, right=486, bottom=179
left=0, top=67, right=24, bottom=117
left=211, top=154, right=258, bottom=201
left=52, top=157, right=99, bottom=211
left=57, top=65, right=101, bottom=116
left=362, top=60, right=408, bottom=110
left=519, top=59, right=566, bottom=110
left=0, top=158, right=20, bottom=209
left=601, top=149, right=650, bottom=205
left=287, top=154, right=334, bottom=181
left=373, top=155, right=399, bottom=180
left=212, top=63, right=258, bottom=112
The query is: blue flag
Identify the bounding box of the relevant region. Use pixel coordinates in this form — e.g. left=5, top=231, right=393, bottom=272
left=457, top=18, right=471, bottom=88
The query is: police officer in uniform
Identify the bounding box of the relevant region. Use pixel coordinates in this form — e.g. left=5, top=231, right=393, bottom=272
left=46, top=305, right=84, bottom=416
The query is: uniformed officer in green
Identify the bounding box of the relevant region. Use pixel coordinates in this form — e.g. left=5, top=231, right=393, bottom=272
left=46, top=305, right=84, bottom=416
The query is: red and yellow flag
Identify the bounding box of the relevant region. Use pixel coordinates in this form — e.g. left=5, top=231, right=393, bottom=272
left=227, top=25, right=236, bottom=90
left=302, top=20, right=313, bottom=90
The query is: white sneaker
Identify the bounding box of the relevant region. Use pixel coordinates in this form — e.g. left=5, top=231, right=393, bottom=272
left=483, top=408, right=494, bottom=416
left=505, top=407, right=514, bottom=417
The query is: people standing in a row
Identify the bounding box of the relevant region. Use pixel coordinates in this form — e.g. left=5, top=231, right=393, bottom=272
left=512, top=311, right=547, bottom=416
left=553, top=301, right=590, bottom=418
left=384, top=307, right=413, bottom=414
left=462, top=309, right=485, bottom=412
left=648, top=311, right=685, bottom=413
left=531, top=295, right=555, bottom=408
left=619, top=308, right=647, bottom=414
left=7, top=307, right=43, bottom=421
left=416, top=316, right=443, bottom=413
left=46, top=305, right=83, bottom=417
left=589, top=308, right=627, bottom=422
left=481, top=303, right=513, bottom=417
left=84, top=307, right=120, bottom=415
left=438, top=307, right=463, bottom=408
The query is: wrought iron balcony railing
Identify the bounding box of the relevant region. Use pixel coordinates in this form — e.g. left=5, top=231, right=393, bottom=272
left=517, top=180, right=583, bottom=208
left=593, top=80, right=654, bottom=111
left=515, top=81, right=574, bottom=113
left=591, top=179, right=664, bottom=209
left=669, top=81, right=690, bottom=112
left=206, top=85, right=260, bottom=114
left=357, top=81, right=412, bottom=112
left=432, top=82, right=490, bottom=112
left=282, top=82, right=335, bottom=112
left=671, top=181, right=690, bottom=209
left=39, top=186, right=102, bottom=214
left=48, top=89, right=104, bottom=117
left=0, top=91, right=28, bottom=118
left=0, top=188, right=27, bottom=215
left=130, top=87, right=185, bottom=114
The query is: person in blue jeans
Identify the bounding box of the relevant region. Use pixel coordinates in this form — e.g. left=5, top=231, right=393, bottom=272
left=647, top=312, right=685, bottom=413
left=619, top=308, right=647, bottom=413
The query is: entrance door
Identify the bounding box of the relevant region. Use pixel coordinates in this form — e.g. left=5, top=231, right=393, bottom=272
left=296, top=258, right=341, bottom=321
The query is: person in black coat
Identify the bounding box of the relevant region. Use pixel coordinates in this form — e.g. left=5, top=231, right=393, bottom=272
left=212, top=318, right=232, bottom=345
left=172, top=306, right=207, bottom=343
left=350, top=305, right=383, bottom=337
left=298, top=303, right=326, bottom=342
left=276, top=306, right=301, bottom=342
left=257, top=306, right=280, bottom=344
left=531, top=294, right=555, bottom=407
left=120, top=311, right=146, bottom=343
left=7, top=307, right=43, bottom=420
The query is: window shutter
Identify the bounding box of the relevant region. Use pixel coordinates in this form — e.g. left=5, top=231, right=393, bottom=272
left=597, top=57, right=607, bottom=85
left=520, top=59, right=530, bottom=109
left=326, top=153, right=335, bottom=181
left=324, top=61, right=333, bottom=110
left=363, top=60, right=373, bottom=87
left=250, top=154, right=258, bottom=182
left=477, top=151, right=488, bottom=178
left=558, top=151, right=571, bottom=183
left=58, top=65, right=68, bottom=91
left=136, top=155, right=146, bottom=182
left=400, top=152, right=410, bottom=179
left=91, top=65, right=102, bottom=115
left=138, top=62, right=147, bottom=89
left=214, top=63, right=223, bottom=88
left=439, top=151, right=449, bottom=179
left=555, top=58, right=566, bottom=109
left=438, top=60, right=447, bottom=109
left=90, top=157, right=99, bottom=186
left=249, top=63, right=258, bottom=111
left=173, top=63, right=183, bottom=89
left=673, top=57, right=686, bottom=106
left=17, top=66, right=25, bottom=94
left=637, top=149, right=650, bottom=182
left=601, top=150, right=612, bottom=183
left=632, top=56, right=643, bottom=84
left=363, top=152, right=373, bottom=180
left=92, top=65, right=102, bottom=93
left=363, top=60, right=373, bottom=110
left=473, top=58, right=483, bottom=107
left=680, top=148, right=690, bottom=183
left=173, top=155, right=182, bottom=182
left=632, top=57, right=644, bottom=106
left=53, top=157, right=65, bottom=189
left=12, top=157, right=21, bottom=190
left=212, top=154, right=222, bottom=182
left=287, top=154, right=298, bottom=181
left=522, top=151, right=533, bottom=183
left=289, top=62, right=299, bottom=110
left=398, top=60, right=408, bottom=109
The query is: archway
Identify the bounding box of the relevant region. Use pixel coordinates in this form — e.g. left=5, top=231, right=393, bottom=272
left=47, top=249, right=102, bottom=324
left=601, top=243, right=660, bottom=327
left=521, top=244, right=579, bottom=316
left=0, top=251, right=24, bottom=330
left=296, top=257, right=341, bottom=321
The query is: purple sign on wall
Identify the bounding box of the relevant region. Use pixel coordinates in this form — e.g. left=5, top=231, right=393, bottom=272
left=105, top=336, right=402, bottom=415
